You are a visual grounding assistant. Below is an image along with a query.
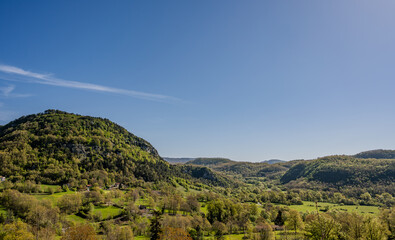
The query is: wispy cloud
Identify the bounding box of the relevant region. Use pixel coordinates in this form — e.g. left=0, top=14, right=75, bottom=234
left=0, top=85, right=31, bottom=98
left=0, top=64, right=179, bottom=102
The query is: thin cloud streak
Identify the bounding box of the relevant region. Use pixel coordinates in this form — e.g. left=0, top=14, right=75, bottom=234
left=0, top=64, right=179, bottom=102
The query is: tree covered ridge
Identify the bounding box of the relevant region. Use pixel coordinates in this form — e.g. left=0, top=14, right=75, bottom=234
left=186, top=157, right=293, bottom=179
left=281, top=155, right=395, bottom=187
left=354, top=149, right=395, bottom=159
left=186, top=158, right=234, bottom=166
left=0, top=109, right=166, bottom=184
left=0, top=110, right=236, bottom=187
left=0, top=109, right=159, bottom=157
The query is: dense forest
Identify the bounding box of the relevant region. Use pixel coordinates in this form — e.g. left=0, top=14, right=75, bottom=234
left=281, top=155, right=394, bottom=186
left=0, top=110, right=235, bottom=188
left=354, top=149, right=395, bottom=159
left=185, top=158, right=293, bottom=179
left=0, top=110, right=394, bottom=240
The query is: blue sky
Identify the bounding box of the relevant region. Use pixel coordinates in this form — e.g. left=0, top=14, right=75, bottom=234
left=1, top=1, right=395, bottom=161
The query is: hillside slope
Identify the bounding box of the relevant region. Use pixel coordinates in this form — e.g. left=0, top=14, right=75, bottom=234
left=281, top=155, right=395, bottom=187
left=0, top=110, right=235, bottom=187
left=186, top=157, right=234, bottom=166
left=186, top=157, right=293, bottom=180
left=354, top=149, right=395, bottom=159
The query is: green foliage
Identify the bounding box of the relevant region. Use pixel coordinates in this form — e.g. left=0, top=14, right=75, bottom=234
left=274, top=210, right=285, bottom=226
left=57, top=193, right=82, bottom=214
left=354, top=149, right=395, bottom=159
left=0, top=110, right=164, bottom=184
left=281, top=155, right=395, bottom=188
left=305, top=213, right=339, bottom=240
left=0, top=110, right=235, bottom=188
left=61, top=224, right=97, bottom=240
left=187, top=158, right=291, bottom=179
left=285, top=209, right=304, bottom=233
left=104, top=224, right=134, bottom=240
left=149, top=211, right=162, bottom=240
left=0, top=110, right=393, bottom=240
left=0, top=219, right=35, bottom=240
left=0, top=189, right=38, bottom=219
left=186, top=158, right=234, bottom=166
left=178, top=165, right=236, bottom=188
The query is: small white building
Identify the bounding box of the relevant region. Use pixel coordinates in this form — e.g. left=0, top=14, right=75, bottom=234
left=0, top=176, right=6, bottom=182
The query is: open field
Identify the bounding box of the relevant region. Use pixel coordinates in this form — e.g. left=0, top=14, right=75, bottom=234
left=40, top=184, right=62, bottom=192
left=275, top=201, right=380, bottom=215
left=134, top=236, right=149, bottom=240
left=32, top=190, right=77, bottom=205
left=65, top=214, right=87, bottom=223
left=93, top=205, right=122, bottom=219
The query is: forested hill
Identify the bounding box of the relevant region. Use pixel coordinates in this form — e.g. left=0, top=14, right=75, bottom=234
left=281, top=155, right=395, bottom=187
left=0, top=110, right=235, bottom=187
left=354, top=149, right=395, bottom=159
left=186, top=157, right=293, bottom=179
left=186, top=157, right=234, bottom=166
left=187, top=155, right=395, bottom=191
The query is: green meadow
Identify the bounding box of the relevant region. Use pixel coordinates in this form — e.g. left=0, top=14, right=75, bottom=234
left=275, top=201, right=380, bottom=215
left=93, top=205, right=122, bottom=219
left=32, top=190, right=78, bottom=205
left=66, top=214, right=87, bottom=223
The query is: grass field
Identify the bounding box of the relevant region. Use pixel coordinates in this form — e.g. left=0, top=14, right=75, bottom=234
left=32, top=190, right=77, bottom=205
left=93, top=205, right=122, bottom=219
left=134, top=236, right=149, bottom=240
left=275, top=201, right=380, bottom=215
left=66, top=214, right=87, bottom=223
left=198, top=200, right=381, bottom=217
left=40, top=184, right=62, bottom=192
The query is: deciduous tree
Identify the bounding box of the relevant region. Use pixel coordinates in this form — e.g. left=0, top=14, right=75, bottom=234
left=285, top=209, right=304, bottom=234
left=61, top=224, right=97, bottom=240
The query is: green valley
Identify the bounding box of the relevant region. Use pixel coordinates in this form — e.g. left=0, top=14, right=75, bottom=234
left=0, top=110, right=394, bottom=240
